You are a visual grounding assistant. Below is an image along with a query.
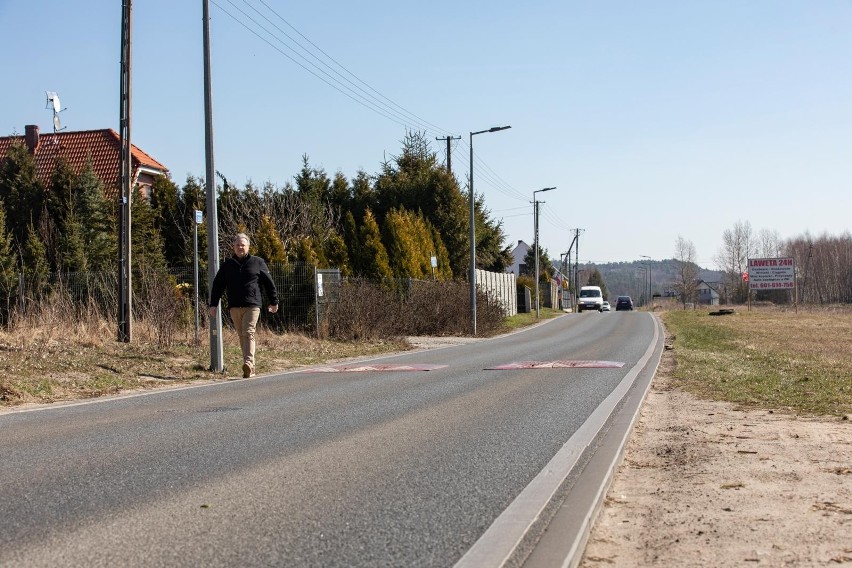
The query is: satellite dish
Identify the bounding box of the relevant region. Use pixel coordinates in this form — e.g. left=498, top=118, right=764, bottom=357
left=45, top=91, right=59, bottom=110
left=53, top=115, right=62, bottom=131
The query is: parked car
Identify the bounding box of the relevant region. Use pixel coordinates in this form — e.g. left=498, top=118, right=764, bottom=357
left=615, top=296, right=634, bottom=311
left=601, top=301, right=611, bottom=311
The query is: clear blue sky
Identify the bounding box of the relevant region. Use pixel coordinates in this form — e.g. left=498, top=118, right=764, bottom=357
left=2, top=1, right=850, bottom=268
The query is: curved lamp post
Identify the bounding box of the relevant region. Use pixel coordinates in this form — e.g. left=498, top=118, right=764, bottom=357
left=469, top=125, right=511, bottom=335
left=533, top=187, right=556, bottom=318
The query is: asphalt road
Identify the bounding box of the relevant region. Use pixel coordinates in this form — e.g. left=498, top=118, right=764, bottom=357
left=0, top=311, right=662, bottom=568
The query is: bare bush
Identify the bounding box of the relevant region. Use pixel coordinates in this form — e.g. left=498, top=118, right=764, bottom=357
left=326, top=279, right=402, bottom=340
left=5, top=280, right=113, bottom=349
left=134, top=268, right=191, bottom=348
left=327, top=278, right=505, bottom=340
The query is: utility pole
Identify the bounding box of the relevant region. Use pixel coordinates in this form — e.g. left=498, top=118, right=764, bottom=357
left=564, top=231, right=578, bottom=310
left=117, top=0, right=132, bottom=342
left=203, top=0, right=224, bottom=372
left=571, top=228, right=584, bottom=311
left=435, top=135, right=461, bottom=174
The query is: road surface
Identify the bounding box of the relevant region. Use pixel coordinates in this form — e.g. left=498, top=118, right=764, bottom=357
left=0, top=311, right=662, bottom=567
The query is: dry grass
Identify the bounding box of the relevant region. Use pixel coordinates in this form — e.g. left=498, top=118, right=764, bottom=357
left=0, top=317, right=408, bottom=408
left=661, top=305, right=852, bottom=416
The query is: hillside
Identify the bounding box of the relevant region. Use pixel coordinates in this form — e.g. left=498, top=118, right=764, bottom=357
left=557, top=259, right=723, bottom=303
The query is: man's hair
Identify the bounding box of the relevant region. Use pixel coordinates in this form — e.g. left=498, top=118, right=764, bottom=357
left=233, top=233, right=250, bottom=246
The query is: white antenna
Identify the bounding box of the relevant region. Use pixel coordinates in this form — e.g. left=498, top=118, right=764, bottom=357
left=45, top=91, right=67, bottom=133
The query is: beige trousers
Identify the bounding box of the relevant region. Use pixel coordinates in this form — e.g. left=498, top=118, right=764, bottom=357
left=229, top=306, right=261, bottom=368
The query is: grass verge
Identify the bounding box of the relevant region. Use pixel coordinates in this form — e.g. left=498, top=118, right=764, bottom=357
left=661, top=306, right=852, bottom=417
left=0, top=326, right=408, bottom=408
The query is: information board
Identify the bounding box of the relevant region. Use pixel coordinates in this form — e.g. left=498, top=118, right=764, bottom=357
left=747, top=257, right=795, bottom=290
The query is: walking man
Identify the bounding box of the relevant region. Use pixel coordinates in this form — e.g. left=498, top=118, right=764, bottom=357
left=209, top=233, right=279, bottom=378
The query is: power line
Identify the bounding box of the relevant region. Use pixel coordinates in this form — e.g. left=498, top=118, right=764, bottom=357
left=252, top=0, right=453, bottom=137
left=212, top=0, right=426, bottom=131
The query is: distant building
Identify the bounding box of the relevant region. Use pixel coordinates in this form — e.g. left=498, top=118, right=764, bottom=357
left=0, top=124, right=168, bottom=200
left=507, top=240, right=532, bottom=276
left=697, top=280, right=720, bottom=305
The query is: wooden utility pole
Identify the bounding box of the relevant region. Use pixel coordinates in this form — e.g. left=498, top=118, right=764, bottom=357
left=435, top=135, right=460, bottom=174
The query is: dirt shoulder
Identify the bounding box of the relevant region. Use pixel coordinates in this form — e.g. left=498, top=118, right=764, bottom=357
left=580, top=345, right=852, bottom=567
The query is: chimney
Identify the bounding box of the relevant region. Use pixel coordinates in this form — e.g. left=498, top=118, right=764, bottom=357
left=25, top=124, right=40, bottom=154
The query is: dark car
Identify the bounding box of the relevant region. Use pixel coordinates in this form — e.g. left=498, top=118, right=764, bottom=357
left=615, top=296, right=634, bottom=311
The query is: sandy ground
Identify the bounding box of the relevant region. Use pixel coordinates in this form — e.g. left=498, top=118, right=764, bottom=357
left=579, top=344, right=852, bottom=567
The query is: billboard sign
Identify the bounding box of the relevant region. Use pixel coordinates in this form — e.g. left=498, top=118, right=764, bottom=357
left=747, top=257, right=795, bottom=290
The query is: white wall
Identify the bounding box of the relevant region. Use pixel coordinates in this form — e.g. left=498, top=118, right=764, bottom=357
left=475, top=269, right=517, bottom=317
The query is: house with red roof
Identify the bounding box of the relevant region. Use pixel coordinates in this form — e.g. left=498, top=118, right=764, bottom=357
left=0, top=124, right=168, bottom=199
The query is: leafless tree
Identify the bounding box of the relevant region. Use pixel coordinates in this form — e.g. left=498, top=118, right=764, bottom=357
left=715, top=220, right=754, bottom=303
left=785, top=231, right=852, bottom=304
left=674, top=235, right=699, bottom=307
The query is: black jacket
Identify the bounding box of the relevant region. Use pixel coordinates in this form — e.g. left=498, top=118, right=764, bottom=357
left=209, top=254, right=279, bottom=309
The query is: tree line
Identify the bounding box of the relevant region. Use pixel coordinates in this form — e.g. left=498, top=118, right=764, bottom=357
left=0, top=132, right=516, bottom=313
left=674, top=221, right=851, bottom=305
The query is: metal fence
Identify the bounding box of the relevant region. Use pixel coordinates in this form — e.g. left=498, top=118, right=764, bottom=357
left=0, top=262, right=327, bottom=333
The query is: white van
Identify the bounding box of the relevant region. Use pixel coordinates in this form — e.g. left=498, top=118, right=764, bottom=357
left=578, top=285, right=604, bottom=312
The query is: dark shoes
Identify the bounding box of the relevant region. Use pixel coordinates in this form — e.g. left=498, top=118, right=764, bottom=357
left=242, top=363, right=255, bottom=378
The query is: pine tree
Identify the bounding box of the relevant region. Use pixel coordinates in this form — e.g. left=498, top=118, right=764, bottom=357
left=0, top=142, right=44, bottom=252
left=75, top=160, right=116, bottom=272
left=150, top=175, right=183, bottom=267
left=131, top=191, right=166, bottom=271
left=23, top=222, right=49, bottom=284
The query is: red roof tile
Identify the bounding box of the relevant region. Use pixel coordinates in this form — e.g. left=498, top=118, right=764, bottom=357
left=0, top=126, right=169, bottom=197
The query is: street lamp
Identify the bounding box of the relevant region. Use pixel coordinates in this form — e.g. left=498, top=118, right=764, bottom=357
left=636, top=267, right=647, bottom=306
left=469, top=125, right=511, bottom=335
left=641, top=255, right=652, bottom=309
left=533, top=187, right=556, bottom=318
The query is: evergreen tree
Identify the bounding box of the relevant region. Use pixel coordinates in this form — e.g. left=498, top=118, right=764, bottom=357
left=372, top=131, right=475, bottom=276
left=429, top=223, right=452, bottom=279
left=328, top=171, right=351, bottom=214
left=349, top=170, right=376, bottom=222
left=342, top=210, right=361, bottom=274
left=151, top=175, right=184, bottom=267
left=384, top=208, right=424, bottom=278
left=0, top=142, right=44, bottom=252
left=324, top=233, right=350, bottom=276
left=587, top=268, right=609, bottom=300
left=358, top=209, right=392, bottom=280
left=290, top=237, right=319, bottom=266
left=180, top=176, right=207, bottom=270
left=254, top=214, right=286, bottom=264
left=131, top=191, right=166, bottom=271
left=522, top=244, right=553, bottom=282
left=55, top=209, right=87, bottom=272
left=0, top=203, right=16, bottom=307
left=23, top=222, right=49, bottom=284
left=473, top=194, right=513, bottom=272
left=75, top=160, right=116, bottom=272
left=295, top=155, right=332, bottom=203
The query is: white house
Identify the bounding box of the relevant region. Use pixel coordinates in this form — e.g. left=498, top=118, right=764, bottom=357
left=507, top=240, right=532, bottom=275
left=697, top=280, right=721, bottom=305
